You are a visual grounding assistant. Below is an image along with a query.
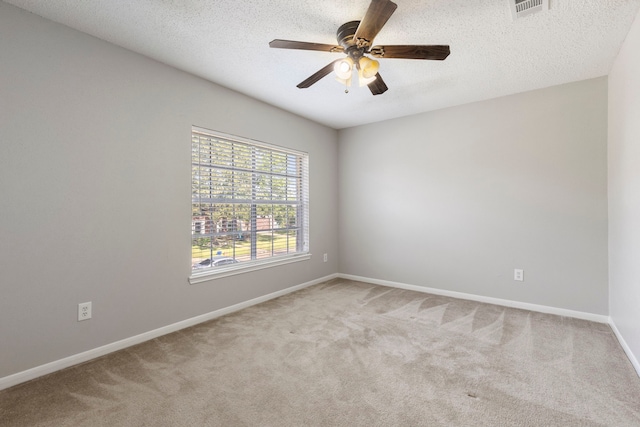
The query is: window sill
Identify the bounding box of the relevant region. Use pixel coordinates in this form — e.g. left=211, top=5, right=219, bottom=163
left=189, top=253, right=311, bottom=285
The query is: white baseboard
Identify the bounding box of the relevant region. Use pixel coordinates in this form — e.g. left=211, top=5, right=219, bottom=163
left=0, top=273, right=338, bottom=392
left=338, top=274, right=610, bottom=323
left=344, top=273, right=638, bottom=377
left=3, top=272, right=628, bottom=391
left=609, top=320, right=640, bottom=377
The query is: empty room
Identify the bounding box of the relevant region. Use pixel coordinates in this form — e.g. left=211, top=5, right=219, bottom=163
left=1, top=0, right=639, bottom=425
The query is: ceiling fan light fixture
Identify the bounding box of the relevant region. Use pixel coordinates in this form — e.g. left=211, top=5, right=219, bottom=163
left=334, top=57, right=354, bottom=79
left=357, top=68, right=378, bottom=87
left=358, top=56, right=380, bottom=78
left=335, top=75, right=353, bottom=87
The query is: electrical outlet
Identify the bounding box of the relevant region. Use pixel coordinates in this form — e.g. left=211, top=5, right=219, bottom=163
left=514, top=269, right=524, bottom=282
left=78, top=302, right=92, bottom=321
left=323, top=253, right=328, bottom=262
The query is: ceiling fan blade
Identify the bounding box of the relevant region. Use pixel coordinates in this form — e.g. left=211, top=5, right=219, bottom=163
left=368, top=73, right=388, bottom=95
left=354, top=0, right=398, bottom=47
left=297, top=60, right=341, bottom=89
left=269, top=39, right=344, bottom=53
left=369, top=45, right=451, bottom=60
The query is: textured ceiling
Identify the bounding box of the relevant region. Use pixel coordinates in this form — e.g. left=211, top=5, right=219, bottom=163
left=5, top=0, right=640, bottom=129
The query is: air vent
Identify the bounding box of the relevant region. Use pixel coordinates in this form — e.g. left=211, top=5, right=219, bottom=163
left=509, top=0, right=549, bottom=20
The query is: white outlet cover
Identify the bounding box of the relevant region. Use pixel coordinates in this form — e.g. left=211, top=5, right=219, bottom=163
left=78, top=302, right=92, bottom=321
left=514, top=269, right=524, bottom=281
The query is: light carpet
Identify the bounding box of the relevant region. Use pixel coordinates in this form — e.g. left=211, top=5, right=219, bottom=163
left=1, top=279, right=639, bottom=426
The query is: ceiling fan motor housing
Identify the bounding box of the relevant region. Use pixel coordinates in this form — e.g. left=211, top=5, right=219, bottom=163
left=337, top=21, right=360, bottom=48
left=337, top=21, right=366, bottom=61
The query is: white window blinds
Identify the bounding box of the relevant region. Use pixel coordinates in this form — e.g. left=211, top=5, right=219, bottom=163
left=191, top=127, right=309, bottom=279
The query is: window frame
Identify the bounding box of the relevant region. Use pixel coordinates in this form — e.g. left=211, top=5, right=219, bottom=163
left=189, top=126, right=310, bottom=284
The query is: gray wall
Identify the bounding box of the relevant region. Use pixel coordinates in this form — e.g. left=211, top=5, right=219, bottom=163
left=0, top=3, right=339, bottom=378
left=338, top=78, right=609, bottom=314
left=609, top=7, right=640, bottom=367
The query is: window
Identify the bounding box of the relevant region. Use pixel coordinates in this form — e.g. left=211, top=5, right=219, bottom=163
left=190, top=127, right=309, bottom=283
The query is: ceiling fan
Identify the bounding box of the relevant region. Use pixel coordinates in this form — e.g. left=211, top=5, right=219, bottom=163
left=269, top=0, right=450, bottom=95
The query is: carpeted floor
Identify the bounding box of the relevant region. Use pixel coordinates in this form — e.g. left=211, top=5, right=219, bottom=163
left=1, top=279, right=639, bottom=426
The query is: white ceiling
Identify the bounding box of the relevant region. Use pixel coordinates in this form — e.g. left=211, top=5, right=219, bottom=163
left=5, top=0, right=640, bottom=129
